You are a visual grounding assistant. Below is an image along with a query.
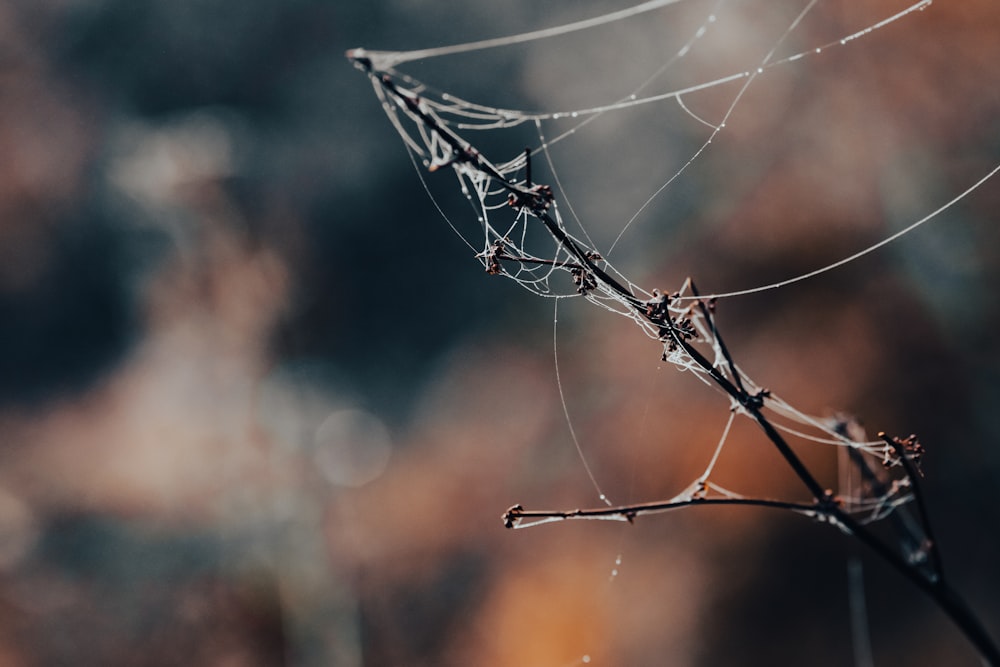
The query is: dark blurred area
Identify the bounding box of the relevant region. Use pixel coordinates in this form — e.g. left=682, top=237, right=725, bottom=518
left=0, top=0, right=998, bottom=665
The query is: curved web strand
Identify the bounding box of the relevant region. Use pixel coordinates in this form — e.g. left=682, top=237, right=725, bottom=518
left=694, top=408, right=737, bottom=491
left=555, top=299, right=613, bottom=506
left=689, top=161, right=1000, bottom=301
left=404, top=146, right=478, bottom=253
left=350, top=0, right=694, bottom=71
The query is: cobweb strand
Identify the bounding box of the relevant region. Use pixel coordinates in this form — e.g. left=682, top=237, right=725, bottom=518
left=693, top=161, right=1000, bottom=301
left=347, top=0, right=692, bottom=70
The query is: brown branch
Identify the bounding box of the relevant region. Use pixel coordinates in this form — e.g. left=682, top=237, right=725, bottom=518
left=503, top=496, right=818, bottom=528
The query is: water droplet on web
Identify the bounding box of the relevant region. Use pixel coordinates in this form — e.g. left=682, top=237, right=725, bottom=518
left=816, top=47, right=822, bottom=53
left=629, top=94, right=637, bottom=100
left=757, top=67, right=764, bottom=74
left=582, top=656, right=591, bottom=664
left=571, top=111, right=579, bottom=118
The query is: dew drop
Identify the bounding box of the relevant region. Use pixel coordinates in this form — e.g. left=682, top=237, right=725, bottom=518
left=757, top=67, right=764, bottom=74
left=815, top=47, right=822, bottom=53
left=582, top=656, right=591, bottom=664
left=571, top=111, right=579, bottom=118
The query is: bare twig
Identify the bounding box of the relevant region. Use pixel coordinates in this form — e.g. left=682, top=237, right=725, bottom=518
left=880, top=432, right=943, bottom=578
left=503, top=496, right=818, bottom=528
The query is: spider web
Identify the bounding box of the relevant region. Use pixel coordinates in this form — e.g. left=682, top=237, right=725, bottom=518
left=347, top=0, right=996, bottom=580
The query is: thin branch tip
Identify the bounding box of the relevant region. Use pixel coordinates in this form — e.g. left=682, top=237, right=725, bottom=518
left=502, top=504, right=524, bottom=529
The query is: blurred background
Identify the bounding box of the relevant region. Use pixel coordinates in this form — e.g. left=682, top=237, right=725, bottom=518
left=0, top=0, right=998, bottom=664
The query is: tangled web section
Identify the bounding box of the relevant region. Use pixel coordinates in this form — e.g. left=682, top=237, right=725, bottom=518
left=348, top=0, right=998, bottom=573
